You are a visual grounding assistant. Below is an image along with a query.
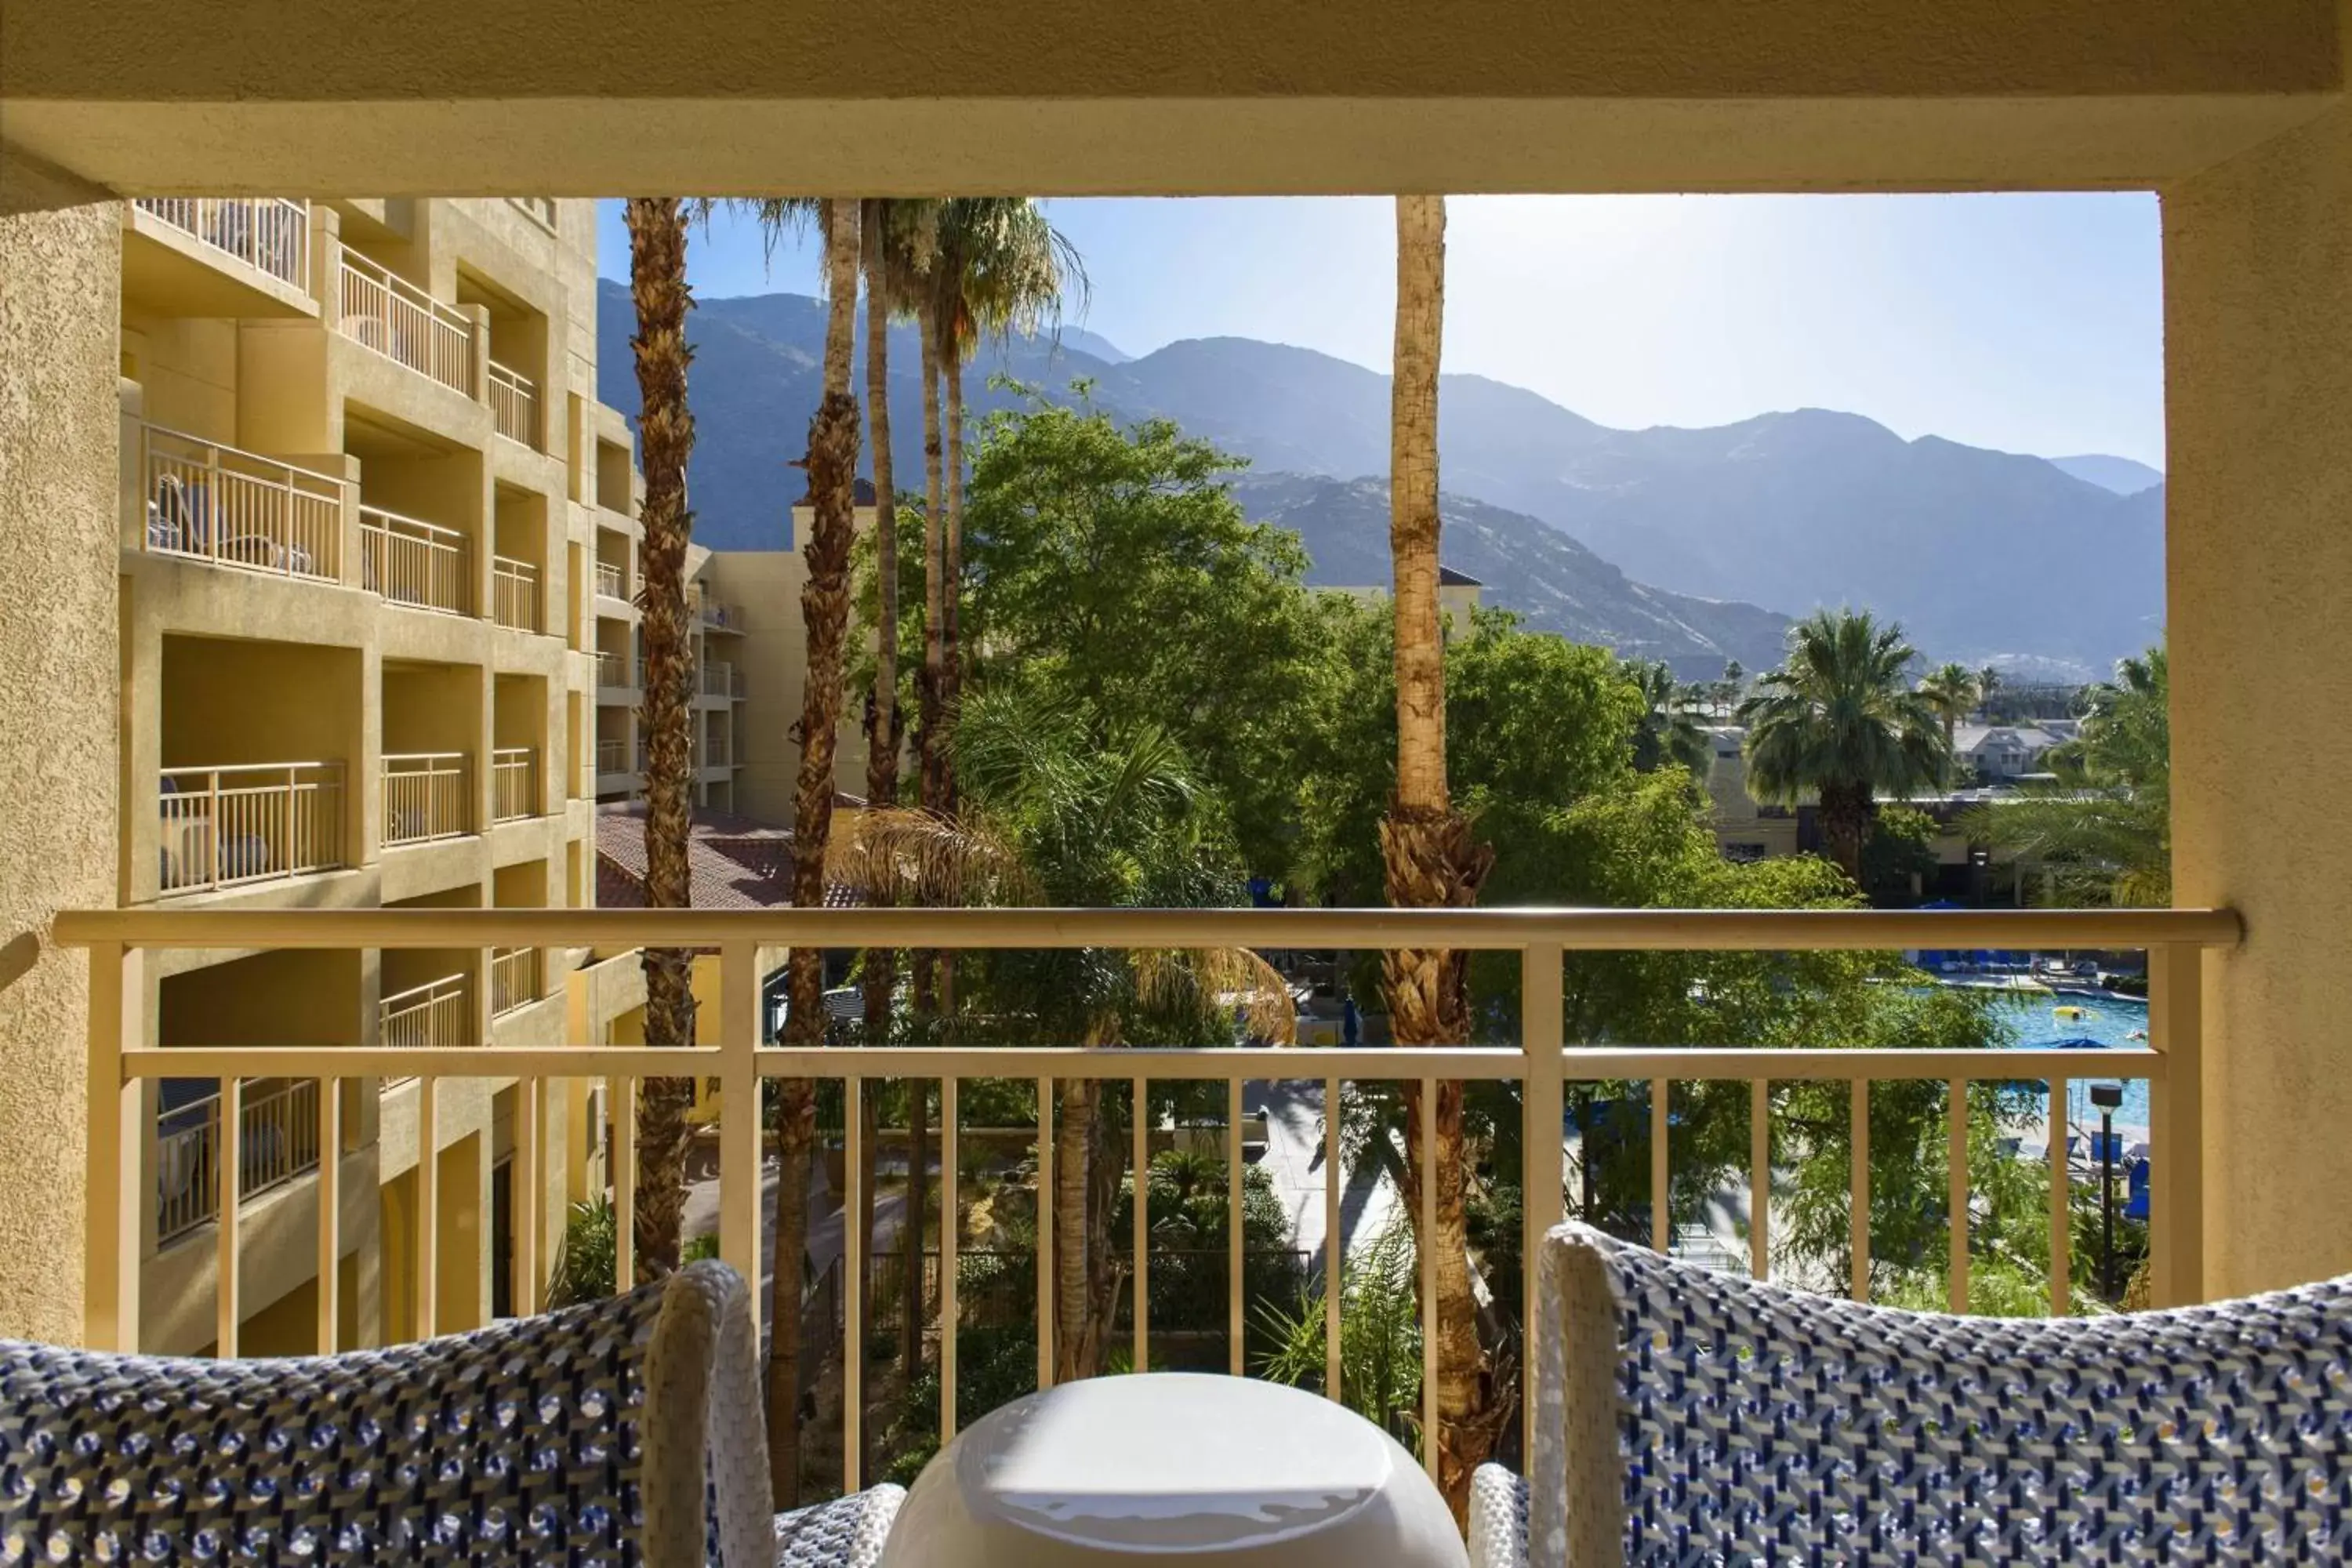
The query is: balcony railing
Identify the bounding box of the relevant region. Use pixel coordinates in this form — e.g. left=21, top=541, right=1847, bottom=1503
left=595, top=739, right=627, bottom=776
left=153, top=1078, right=324, bottom=1246
left=336, top=248, right=473, bottom=394
left=700, top=660, right=735, bottom=698
left=132, top=198, right=309, bottom=291
left=379, top=973, right=470, bottom=1056
left=490, top=946, right=542, bottom=1017
left=595, top=649, right=634, bottom=690
left=491, top=554, right=539, bottom=631
left=487, top=360, right=538, bottom=448
left=137, top=425, right=343, bottom=583
left=594, top=561, right=626, bottom=601
left=361, top=505, right=469, bottom=615
left=491, top=746, right=538, bottom=822
left=158, top=763, right=346, bottom=895
left=704, top=728, right=731, bottom=768
left=380, top=753, right=470, bottom=845
left=67, top=901, right=2233, bottom=1467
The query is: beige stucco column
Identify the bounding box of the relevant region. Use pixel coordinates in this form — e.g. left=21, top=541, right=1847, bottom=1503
left=2167, top=94, right=2352, bottom=1300
left=0, top=205, right=120, bottom=1342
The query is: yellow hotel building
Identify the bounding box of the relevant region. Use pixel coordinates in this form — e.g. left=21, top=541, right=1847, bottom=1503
left=114, top=194, right=681, bottom=1353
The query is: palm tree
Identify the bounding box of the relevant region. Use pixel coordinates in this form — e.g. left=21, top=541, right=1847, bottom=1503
left=826, top=688, right=1292, bottom=1383
left=1380, top=194, right=1501, bottom=1526
left=1718, top=658, right=1745, bottom=718
left=912, top=198, right=1087, bottom=811
left=1965, top=643, right=2170, bottom=904
left=623, top=198, right=699, bottom=1282
left=1975, top=663, right=2003, bottom=719
left=1629, top=659, right=1711, bottom=778
left=764, top=197, right=864, bottom=1508
left=1918, top=662, right=1980, bottom=786
left=1738, top=609, right=1946, bottom=883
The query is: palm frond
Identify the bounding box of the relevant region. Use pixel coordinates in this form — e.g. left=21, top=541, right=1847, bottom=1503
left=1134, top=947, right=1300, bottom=1045
left=823, top=804, right=1036, bottom=905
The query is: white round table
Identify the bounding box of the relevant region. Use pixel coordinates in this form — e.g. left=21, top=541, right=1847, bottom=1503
left=880, top=1372, right=1468, bottom=1567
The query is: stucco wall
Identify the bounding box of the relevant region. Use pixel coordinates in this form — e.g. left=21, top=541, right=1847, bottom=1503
left=0, top=205, right=119, bottom=1342
left=0, top=0, right=2339, bottom=197
left=2166, top=94, right=2352, bottom=1298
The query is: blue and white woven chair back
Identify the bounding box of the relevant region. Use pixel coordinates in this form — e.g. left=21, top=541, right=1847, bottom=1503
left=0, top=1260, right=771, bottom=1567
left=1508, top=1222, right=2352, bottom=1566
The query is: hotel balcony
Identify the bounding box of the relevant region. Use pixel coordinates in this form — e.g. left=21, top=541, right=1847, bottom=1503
left=132, top=425, right=345, bottom=586
left=334, top=248, right=474, bottom=397
left=64, top=901, right=2228, bottom=1508
left=380, top=752, right=470, bottom=847
left=361, top=504, right=470, bottom=615
left=490, top=554, right=540, bottom=631
left=698, top=659, right=736, bottom=702
left=486, top=360, right=539, bottom=448
left=153, top=1078, right=323, bottom=1247
left=490, top=746, right=539, bottom=824
left=157, top=763, right=347, bottom=895
left=122, top=198, right=315, bottom=319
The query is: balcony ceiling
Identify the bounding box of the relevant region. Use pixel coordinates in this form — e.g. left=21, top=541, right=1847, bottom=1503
left=2, top=0, right=2342, bottom=205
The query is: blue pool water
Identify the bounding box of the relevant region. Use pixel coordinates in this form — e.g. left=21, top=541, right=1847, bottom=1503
left=1985, top=989, right=2153, bottom=1131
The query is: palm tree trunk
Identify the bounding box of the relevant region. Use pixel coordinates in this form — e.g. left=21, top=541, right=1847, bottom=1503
left=918, top=312, right=947, bottom=820
left=624, top=197, right=699, bottom=1283
left=856, top=202, right=899, bottom=1486
left=1378, top=194, right=1500, bottom=1529
left=1821, top=779, right=1873, bottom=884
left=1054, top=1076, right=1097, bottom=1383
left=942, top=337, right=967, bottom=816
left=770, top=198, right=864, bottom=1511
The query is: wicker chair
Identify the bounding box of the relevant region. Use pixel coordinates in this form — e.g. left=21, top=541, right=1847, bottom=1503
left=0, top=1261, right=905, bottom=1566
left=1471, top=1223, right=2352, bottom=1566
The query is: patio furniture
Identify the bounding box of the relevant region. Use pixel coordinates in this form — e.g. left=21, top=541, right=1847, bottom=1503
left=881, top=1370, right=1465, bottom=1567
left=1470, top=1223, right=2352, bottom=1566
left=0, top=1261, right=904, bottom=1566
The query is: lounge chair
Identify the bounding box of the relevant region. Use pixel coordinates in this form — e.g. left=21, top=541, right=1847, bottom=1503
left=0, top=1261, right=904, bottom=1566
left=1471, top=1223, right=2352, bottom=1566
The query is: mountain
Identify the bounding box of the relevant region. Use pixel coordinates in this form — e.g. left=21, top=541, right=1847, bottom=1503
left=2049, top=454, right=2165, bottom=495
left=1232, top=474, right=1790, bottom=679
left=595, top=281, right=2163, bottom=670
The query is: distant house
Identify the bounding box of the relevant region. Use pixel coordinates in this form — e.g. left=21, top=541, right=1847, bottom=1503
left=1952, top=723, right=2071, bottom=783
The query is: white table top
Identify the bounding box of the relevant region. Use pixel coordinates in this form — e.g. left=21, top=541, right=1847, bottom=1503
left=881, top=1372, right=1468, bottom=1566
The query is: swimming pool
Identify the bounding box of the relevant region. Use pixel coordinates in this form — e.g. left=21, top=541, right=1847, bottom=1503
left=1987, top=989, right=2152, bottom=1131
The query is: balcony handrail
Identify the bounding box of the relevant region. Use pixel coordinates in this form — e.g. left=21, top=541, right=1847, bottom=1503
left=132, top=198, right=310, bottom=291
left=594, top=739, right=627, bottom=774
left=490, top=554, right=539, bottom=631
left=486, top=358, right=539, bottom=447
left=490, top=946, right=542, bottom=1016
left=154, top=1077, right=323, bottom=1244
left=335, top=245, right=473, bottom=393
left=156, top=762, right=347, bottom=895
left=379, top=752, right=470, bottom=846
left=491, top=746, right=538, bottom=822
left=138, top=423, right=345, bottom=584
left=595, top=560, right=626, bottom=598
left=56, top=904, right=2243, bottom=953
left=70, top=902, right=2235, bottom=1462
left=360, top=504, right=469, bottom=615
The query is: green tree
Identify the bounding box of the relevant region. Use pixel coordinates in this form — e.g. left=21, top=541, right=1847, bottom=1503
left=1918, top=662, right=1981, bottom=785
left=1964, top=642, right=2170, bottom=905
left=1861, top=803, right=1942, bottom=905
left=960, top=388, right=1330, bottom=871
left=1739, top=609, right=1947, bottom=883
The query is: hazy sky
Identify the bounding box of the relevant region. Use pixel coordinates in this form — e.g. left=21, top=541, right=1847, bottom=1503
left=593, top=194, right=2165, bottom=468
